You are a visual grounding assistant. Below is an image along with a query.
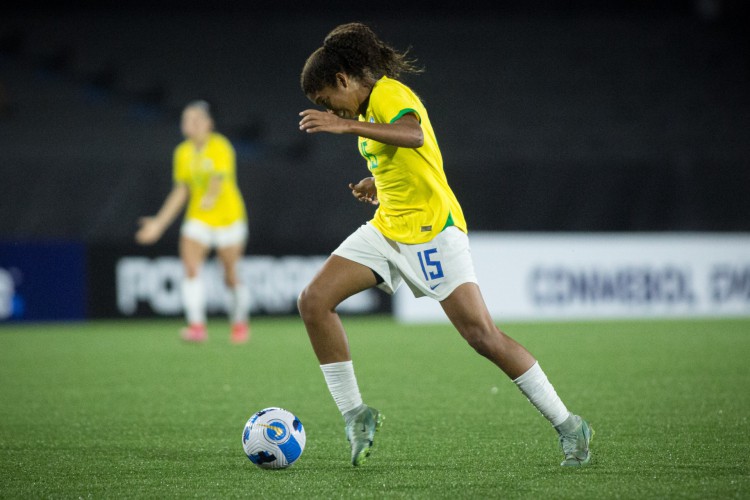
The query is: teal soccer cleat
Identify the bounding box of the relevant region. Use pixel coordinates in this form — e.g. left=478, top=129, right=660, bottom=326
left=558, top=416, right=594, bottom=467
left=345, top=405, right=383, bottom=466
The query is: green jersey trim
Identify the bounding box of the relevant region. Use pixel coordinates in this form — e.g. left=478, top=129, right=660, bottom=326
left=390, top=108, right=421, bottom=124
left=441, top=212, right=455, bottom=232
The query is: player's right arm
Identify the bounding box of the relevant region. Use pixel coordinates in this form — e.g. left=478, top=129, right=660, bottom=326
left=135, top=183, right=189, bottom=245
left=299, top=110, right=423, bottom=148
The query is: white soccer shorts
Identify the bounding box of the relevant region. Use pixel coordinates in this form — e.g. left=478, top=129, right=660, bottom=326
left=333, top=222, right=477, bottom=301
left=180, top=219, right=248, bottom=249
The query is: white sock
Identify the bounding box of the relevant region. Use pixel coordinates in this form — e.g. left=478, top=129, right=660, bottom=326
left=229, top=284, right=250, bottom=325
left=513, top=361, right=570, bottom=428
left=181, top=276, right=206, bottom=326
left=320, top=361, right=364, bottom=417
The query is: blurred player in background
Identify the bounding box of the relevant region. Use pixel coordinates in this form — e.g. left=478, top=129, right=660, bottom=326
left=136, top=100, right=250, bottom=344
left=298, top=23, right=593, bottom=466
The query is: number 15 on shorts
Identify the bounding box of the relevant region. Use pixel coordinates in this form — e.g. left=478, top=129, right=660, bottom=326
left=417, top=248, right=444, bottom=284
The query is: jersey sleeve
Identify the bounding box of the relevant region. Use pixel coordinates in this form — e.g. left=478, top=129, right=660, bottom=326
left=371, top=81, right=422, bottom=125
left=210, top=135, right=236, bottom=176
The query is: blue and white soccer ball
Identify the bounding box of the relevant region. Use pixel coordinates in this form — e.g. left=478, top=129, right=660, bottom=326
left=242, top=407, right=306, bottom=469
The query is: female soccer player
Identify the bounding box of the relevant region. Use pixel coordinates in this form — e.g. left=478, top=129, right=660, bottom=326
left=298, top=23, right=593, bottom=467
left=136, top=100, right=250, bottom=344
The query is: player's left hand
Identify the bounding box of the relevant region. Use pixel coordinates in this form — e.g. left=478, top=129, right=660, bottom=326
left=199, top=194, right=217, bottom=210
left=299, top=109, right=351, bottom=134
left=349, top=177, right=379, bottom=205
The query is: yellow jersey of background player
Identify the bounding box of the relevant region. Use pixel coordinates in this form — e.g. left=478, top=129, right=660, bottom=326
left=173, top=131, right=246, bottom=228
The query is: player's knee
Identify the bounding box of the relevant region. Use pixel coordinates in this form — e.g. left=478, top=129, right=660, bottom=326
left=184, top=266, right=200, bottom=279
left=223, top=272, right=238, bottom=288
left=460, top=323, right=500, bottom=358
left=297, top=289, right=309, bottom=318
left=220, top=259, right=240, bottom=288
left=464, top=331, right=492, bottom=357
left=297, top=284, right=327, bottom=321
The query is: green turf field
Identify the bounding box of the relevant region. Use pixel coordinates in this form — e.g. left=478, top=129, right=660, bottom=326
left=1, top=316, right=748, bottom=498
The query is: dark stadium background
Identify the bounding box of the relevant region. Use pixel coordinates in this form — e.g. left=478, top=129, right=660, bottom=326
left=1, top=0, right=748, bottom=318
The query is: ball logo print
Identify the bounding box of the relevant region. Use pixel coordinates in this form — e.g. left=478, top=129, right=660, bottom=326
left=260, top=421, right=288, bottom=441
left=242, top=407, right=306, bottom=469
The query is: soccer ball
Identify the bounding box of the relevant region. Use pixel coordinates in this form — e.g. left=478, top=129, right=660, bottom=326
left=242, top=407, right=306, bottom=469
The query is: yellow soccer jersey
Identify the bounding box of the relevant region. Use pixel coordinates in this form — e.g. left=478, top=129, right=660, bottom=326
left=358, top=76, right=466, bottom=244
left=173, top=132, right=246, bottom=227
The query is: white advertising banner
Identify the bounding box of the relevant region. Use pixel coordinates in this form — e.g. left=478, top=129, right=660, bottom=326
left=394, top=233, right=750, bottom=323
left=115, top=255, right=379, bottom=316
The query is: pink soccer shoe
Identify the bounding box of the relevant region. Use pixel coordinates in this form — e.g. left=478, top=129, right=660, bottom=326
left=181, top=324, right=207, bottom=343
left=230, top=322, right=250, bottom=344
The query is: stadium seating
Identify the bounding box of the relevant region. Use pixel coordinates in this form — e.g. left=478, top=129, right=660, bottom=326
left=1, top=7, right=748, bottom=252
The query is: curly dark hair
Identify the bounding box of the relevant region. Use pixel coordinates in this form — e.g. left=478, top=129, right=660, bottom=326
left=301, top=22, right=422, bottom=95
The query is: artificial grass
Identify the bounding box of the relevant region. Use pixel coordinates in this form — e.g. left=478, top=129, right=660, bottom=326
left=1, top=316, right=748, bottom=498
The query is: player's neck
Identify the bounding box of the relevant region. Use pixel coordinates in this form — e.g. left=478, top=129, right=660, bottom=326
left=191, top=136, right=209, bottom=150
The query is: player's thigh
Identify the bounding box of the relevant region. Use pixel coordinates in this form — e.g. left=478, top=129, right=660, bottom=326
left=300, top=255, right=378, bottom=312
left=179, top=236, right=210, bottom=277
left=440, top=282, right=497, bottom=335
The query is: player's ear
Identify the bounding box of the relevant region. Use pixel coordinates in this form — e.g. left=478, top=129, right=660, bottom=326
left=336, top=72, right=348, bottom=89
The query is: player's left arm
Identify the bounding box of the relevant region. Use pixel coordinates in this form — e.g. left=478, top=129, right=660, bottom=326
left=299, top=110, right=423, bottom=148
left=200, top=174, right=223, bottom=210
left=200, top=140, right=233, bottom=210
left=348, top=177, right=378, bottom=205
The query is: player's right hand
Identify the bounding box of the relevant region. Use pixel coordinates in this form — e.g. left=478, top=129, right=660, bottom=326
left=299, top=109, right=351, bottom=134
left=135, top=217, right=163, bottom=245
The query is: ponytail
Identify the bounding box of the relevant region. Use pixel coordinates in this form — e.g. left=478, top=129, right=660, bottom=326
left=301, top=22, right=422, bottom=95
